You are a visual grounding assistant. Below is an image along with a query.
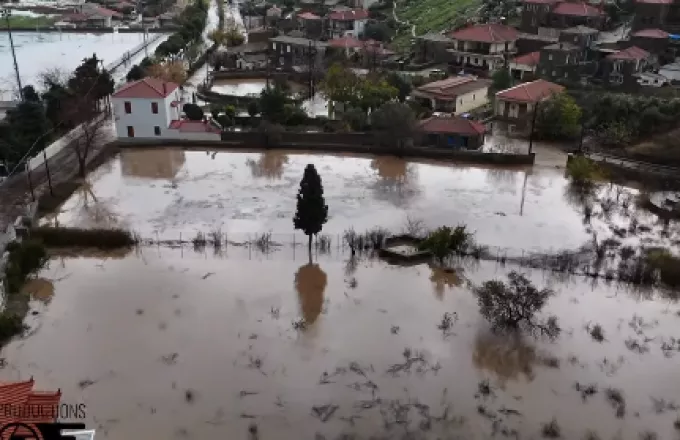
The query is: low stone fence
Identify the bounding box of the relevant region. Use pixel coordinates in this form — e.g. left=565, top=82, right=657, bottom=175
left=116, top=133, right=536, bottom=165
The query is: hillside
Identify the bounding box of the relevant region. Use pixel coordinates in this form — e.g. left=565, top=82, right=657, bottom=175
left=394, top=0, right=481, bottom=41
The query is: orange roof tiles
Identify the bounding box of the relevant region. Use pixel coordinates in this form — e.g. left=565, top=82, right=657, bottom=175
left=495, top=79, right=564, bottom=103
left=113, top=77, right=179, bottom=99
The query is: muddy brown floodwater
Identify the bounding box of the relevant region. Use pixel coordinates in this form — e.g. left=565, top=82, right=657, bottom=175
left=7, top=147, right=680, bottom=439
left=41, top=147, right=680, bottom=256
left=2, top=247, right=680, bottom=440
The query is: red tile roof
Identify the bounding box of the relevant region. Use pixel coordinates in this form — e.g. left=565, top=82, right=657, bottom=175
left=511, top=51, right=541, bottom=66
left=113, top=77, right=179, bottom=99
left=0, top=379, right=62, bottom=439
left=552, top=1, right=603, bottom=16
left=297, top=11, right=321, bottom=19
left=607, top=45, right=650, bottom=60
left=415, top=75, right=491, bottom=100
left=635, top=0, right=672, bottom=4
left=91, top=6, right=123, bottom=17
left=448, top=23, right=518, bottom=43
left=328, top=35, right=363, bottom=48
left=632, top=28, right=669, bottom=38
left=328, top=8, right=369, bottom=20
left=419, top=115, right=486, bottom=135
left=495, top=79, right=564, bottom=103
left=169, top=120, right=221, bottom=133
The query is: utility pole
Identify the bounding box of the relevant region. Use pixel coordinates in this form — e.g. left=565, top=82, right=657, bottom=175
left=42, top=148, right=53, bottom=196
left=2, top=9, right=24, bottom=101
left=307, top=41, right=315, bottom=99
left=527, top=100, right=539, bottom=155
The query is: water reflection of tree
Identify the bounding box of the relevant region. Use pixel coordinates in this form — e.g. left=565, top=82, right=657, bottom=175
left=472, top=331, right=537, bottom=384
left=295, top=263, right=328, bottom=324
left=370, top=157, right=419, bottom=207
left=429, top=264, right=463, bottom=300
left=247, top=152, right=289, bottom=179
left=70, top=181, right=120, bottom=228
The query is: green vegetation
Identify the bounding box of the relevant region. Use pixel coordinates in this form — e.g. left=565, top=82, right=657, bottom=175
left=566, top=156, right=605, bottom=186
left=5, top=15, right=57, bottom=27
left=0, top=56, right=114, bottom=171
left=30, top=226, right=136, bottom=249
left=535, top=92, right=581, bottom=140
left=645, top=249, right=680, bottom=289
left=155, top=0, right=208, bottom=58
left=395, top=0, right=479, bottom=39
left=3, top=240, right=48, bottom=295
left=418, top=225, right=475, bottom=264
left=293, top=164, right=329, bottom=261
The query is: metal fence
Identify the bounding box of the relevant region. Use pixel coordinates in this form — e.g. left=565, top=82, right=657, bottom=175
left=104, top=33, right=165, bottom=73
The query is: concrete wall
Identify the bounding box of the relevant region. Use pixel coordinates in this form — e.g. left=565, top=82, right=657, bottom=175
left=455, top=88, right=489, bottom=115
left=117, top=135, right=536, bottom=165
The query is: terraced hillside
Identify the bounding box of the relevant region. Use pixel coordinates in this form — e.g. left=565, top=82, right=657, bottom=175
left=394, top=0, right=481, bottom=38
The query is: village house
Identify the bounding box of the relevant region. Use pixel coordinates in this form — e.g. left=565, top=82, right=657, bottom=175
left=630, top=28, right=670, bottom=57
left=269, top=35, right=328, bottom=70
left=536, top=41, right=584, bottom=82
left=559, top=25, right=598, bottom=48
left=601, top=46, right=653, bottom=88
left=64, top=3, right=123, bottom=27
left=520, top=0, right=605, bottom=34
left=112, top=78, right=221, bottom=141
left=411, top=75, right=491, bottom=114
left=494, top=79, right=564, bottom=128
left=413, top=33, right=454, bottom=64
left=295, top=11, right=323, bottom=39
left=446, top=24, right=519, bottom=75
left=417, top=115, right=487, bottom=149
left=509, top=51, right=541, bottom=80
left=631, top=0, right=680, bottom=32
left=327, top=8, right=369, bottom=39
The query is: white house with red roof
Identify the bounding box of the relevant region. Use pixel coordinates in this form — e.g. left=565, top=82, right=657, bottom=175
left=494, top=79, right=564, bottom=125
left=520, top=0, right=605, bottom=34
left=112, top=78, right=221, bottom=141
left=446, top=24, right=519, bottom=73
left=63, top=3, right=123, bottom=27
left=327, top=8, right=369, bottom=38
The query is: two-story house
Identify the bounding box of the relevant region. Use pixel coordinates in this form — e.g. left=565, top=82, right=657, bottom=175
left=601, top=46, right=653, bottom=88
left=327, top=8, right=369, bottom=38
left=296, top=11, right=323, bottom=39
left=631, top=0, right=680, bottom=33
left=630, top=28, right=670, bottom=57
left=536, top=41, right=583, bottom=82
left=559, top=25, right=598, bottom=48
left=411, top=75, right=491, bottom=113
left=494, top=79, right=564, bottom=128
left=112, top=77, right=220, bottom=140
left=269, top=35, right=328, bottom=70
left=521, top=0, right=605, bottom=34
left=509, top=51, right=541, bottom=80
left=446, top=23, right=519, bottom=75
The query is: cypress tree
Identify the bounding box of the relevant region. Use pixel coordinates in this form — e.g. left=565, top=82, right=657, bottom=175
left=293, top=164, right=329, bottom=261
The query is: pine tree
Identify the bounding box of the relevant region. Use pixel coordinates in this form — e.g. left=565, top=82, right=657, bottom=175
left=293, top=164, right=329, bottom=261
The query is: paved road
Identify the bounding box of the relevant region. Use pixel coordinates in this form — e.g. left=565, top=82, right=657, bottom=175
left=0, top=117, right=115, bottom=233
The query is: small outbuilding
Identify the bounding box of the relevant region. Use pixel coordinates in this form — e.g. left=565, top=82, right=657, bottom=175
left=417, top=114, right=486, bottom=150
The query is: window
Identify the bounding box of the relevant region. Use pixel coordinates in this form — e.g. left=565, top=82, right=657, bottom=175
left=552, top=70, right=557, bottom=77
left=124, top=101, right=131, bottom=114
left=127, top=126, right=135, bottom=137
left=151, top=102, right=159, bottom=114
left=154, top=126, right=161, bottom=136
left=548, top=54, right=553, bottom=61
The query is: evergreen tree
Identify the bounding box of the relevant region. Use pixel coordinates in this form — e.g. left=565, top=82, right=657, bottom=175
left=293, top=164, right=329, bottom=261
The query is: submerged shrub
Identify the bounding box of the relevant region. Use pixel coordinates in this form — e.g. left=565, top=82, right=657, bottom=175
left=566, top=156, right=604, bottom=185
left=3, top=240, right=48, bottom=294
left=474, top=271, right=560, bottom=339
left=30, top=226, right=135, bottom=249
left=418, top=225, right=475, bottom=264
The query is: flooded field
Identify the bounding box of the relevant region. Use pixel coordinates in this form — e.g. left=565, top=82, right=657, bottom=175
left=210, top=78, right=329, bottom=116
left=2, top=247, right=679, bottom=440
left=0, top=32, right=154, bottom=95
left=44, top=148, right=679, bottom=255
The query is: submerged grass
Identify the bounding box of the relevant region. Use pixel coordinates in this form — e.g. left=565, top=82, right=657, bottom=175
left=30, top=226, right=136, bottom=249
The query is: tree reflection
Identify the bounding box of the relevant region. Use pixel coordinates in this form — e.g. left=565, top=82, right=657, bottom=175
left=247, top=152, right=289, bottom=179
left=295, top=263, right=328, bottom=324
left=428, top=263, right=463, bottom=300
left=472, top=331, right=537, bottom=384
left=370, top=157, right=419, bottom=207
left=71, top=181, right=120, bottom=228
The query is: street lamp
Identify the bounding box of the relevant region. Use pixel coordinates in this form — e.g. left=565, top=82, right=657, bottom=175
left=1, top=8, right=24, bottom=102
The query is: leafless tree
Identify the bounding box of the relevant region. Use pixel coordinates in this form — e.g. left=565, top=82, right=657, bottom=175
left=38, top=67, right=68, bottom=89
left=68, top=113, right=110, bottom=178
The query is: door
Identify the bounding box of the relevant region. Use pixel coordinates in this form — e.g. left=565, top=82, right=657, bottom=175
left=127, top=126, right=135, bottom=138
